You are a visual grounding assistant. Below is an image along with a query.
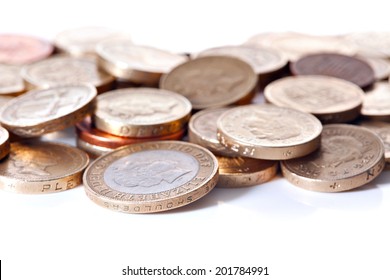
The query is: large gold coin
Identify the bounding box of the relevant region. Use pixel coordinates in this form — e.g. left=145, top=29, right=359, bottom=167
left=160, top=56, right=258, bottom=110
left=93, top=88, right=191, bottom=137
left=281, top=124, right=385, bottom=192
left=217, top=104, right=322, bottom=160
left=83, top=141, right=219, bottom=213
left=264, top=75, right=364, bottom=123
left=0, top=141, right=89, bottom=194
left=0, top=84, right=97, bottom=137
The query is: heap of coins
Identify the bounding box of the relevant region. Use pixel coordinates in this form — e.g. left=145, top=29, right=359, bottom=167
left=1, top=28, right=390, bottom=214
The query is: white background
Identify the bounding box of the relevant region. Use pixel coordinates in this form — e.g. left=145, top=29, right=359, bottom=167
left=1, top=1, right=390, bottom=279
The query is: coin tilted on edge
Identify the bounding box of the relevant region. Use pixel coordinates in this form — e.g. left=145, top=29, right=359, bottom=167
left=83, top=141, right=219, bottom=213
left=0, top=141, right=89, bottom=194
left=281, top=124, right=385, bottom=192
left=93, top=88, right=191, bottom=137
left=0, top=84, right=97, bottom=137
left=217, top=104, right=322, bottom=160
left=160, top=56, right=258, bottom=110
left=216, top=156, right=278, bottom=188
left=264, top=75, right=364, bottom=123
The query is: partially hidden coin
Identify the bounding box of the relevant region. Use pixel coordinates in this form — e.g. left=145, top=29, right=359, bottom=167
left=344, top=32, right=390, bottom=58
left=96, top=38, right=188, bottom=86
left=281, top=124, right=385, bottom=192
left=216, top=156, right=278, bottom=188
left=54, top=26, right=123, bottom=57
left=357, top=56, right=390, bottom=81
left=21, top=55, right=115, bottom=93
left=0, top=140, right=89, bottom=194
left=0, top=96, right=13, bottom=112
left=0, top=64, right=25, bottom=96
left=76, top=116, right=186, bottom=152
left=188, top=107, right=237, bottom=157
left=76, top=137, right=114, bottom=158
left=217, top=104, right=322, bottom=160
left=160, top=56, right=258, bottom=110
left=0, top=127, right=10, bottom=160
left=264, top=75, right=364, bottom=123
left=93, top=88, right=191, bottom=137
left=83, top=141, right=219, bottom=213
left=290, top=53, right=375, bottom=88
left=0, top=84, right=97, bottom=137
left=0, top=34, right=53, bottom=65
left=361, top=82, right=390, bottom=121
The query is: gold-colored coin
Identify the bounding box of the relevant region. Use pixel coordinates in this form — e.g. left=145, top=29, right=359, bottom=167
left=160, top=56, right=258, bottom=110
left=96, top=37, right=188, bottom=86
left=0, top=64, right=25, bottom=96
left=264, top=75, right=364, bottom=123
left=281, top=124, right=385, bottom=192
left=361, top=82, right=390, bottom=121
left=188, top=107, right=237, bottom=157
left=0, top=127, right=10, bottom=160
left=217, top=104, right=322, bottom=160
left=83, top=141, right=219, bottom=213
left=21, top=55, right=115, bottom=93
left=0, top=140, right=89, bottom=194
left=358, top=121, right=390, bottom=164
left=54, top=26, right=123, bottom=57
left=216, top=156, right=278, bottom=188
left=194, top=45, right=287, bottom=76
left=0, top=84, right=97, bottom=137
left=94, top=88, right=191, bottom=137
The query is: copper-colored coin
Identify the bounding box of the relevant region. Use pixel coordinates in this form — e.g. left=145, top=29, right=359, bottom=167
left=0, top=140, right=89, bottom=194
left=96, top=38, right=188, bottom=86
left=358, top=121, right=390, bottom=164
left=21, top=56, right=115, bottom=93
left=281, top=124, right=385, bottom=192
left=0, top=84, right=97, bottom=137
left=345, top=32, right=390, bottom=58
left=0, top=64, right=25, bottom=96
left=217, top=104, right=322, bottom=160
left=54, top=26, right=123, bottom=57
left=160, top=56, right=258, bottom=110
left=264, top=76, right=364, bottom=123
left=188, top=107, right=237, bottom=157
left=83, top=141, right=219, bottom=213
left=245, top=32, right=356, bottom=61
left=194, top=45, right=287, bottom=76
left=0, top=34, right=53, bottom=65
left=93, top=88, right=191, bottom=137
left=76, top=116, right=186, bottom=150
left=290, top=53, right=375, bottom=88
left=357, top=56, right=390, bottom=81
left=216, top=156, right=278, bottom=188
left=0, top=127, right=10, bottom=160
left=361, top=82, right=390, bottom=121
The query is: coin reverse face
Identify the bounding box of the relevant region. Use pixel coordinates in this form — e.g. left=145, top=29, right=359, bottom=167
left=83, top=141, right=219, bottom=213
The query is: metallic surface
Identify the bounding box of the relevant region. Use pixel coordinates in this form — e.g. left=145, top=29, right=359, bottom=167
left=358, top=56, right=390, bottom=81
left=361, top=82, right=390, bottom=121
left=0, top=127, right=10, bottom=160
left=358, top=121, right=390, bottom=163
left=345, top=32, right=390, bottom=58
left=0, top=64, right=25, bottom=96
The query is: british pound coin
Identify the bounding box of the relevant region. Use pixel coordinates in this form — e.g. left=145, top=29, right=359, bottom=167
left=188, top=107, right=237, bottom=156
left=216, top=156, right=278, bottom=188
left=0, top=84, right=97, bottom=137
left=21, top=56, right=115, bottom=93
left=264, top=76, right=364, bottom=123
left=83, top=141, right=219, bottom=213
left=0, top=140, right=89, bottom=194
left=54, top=26, right=123, bottom=57
left=361, top=82, right=390, bottom=121
left=160, top=56, right=258, bottom=109
left=0, top=127, right=10, bottom=160
left=217, top=104, right=322, bottom=160
left=96, top=38, right=188, bottom=86
left=344, top=32, right=390, bottom=58
left=93, top=88, right=191, bottom=137
left=290, top=53, right=375, bottom=88
left=0, top=64, right=25, bottom=95
left=0, top=34, right=53, bottom=65
left=358, top=121, right=390, bottom=164
left=281, top=124, right=385, bottom=192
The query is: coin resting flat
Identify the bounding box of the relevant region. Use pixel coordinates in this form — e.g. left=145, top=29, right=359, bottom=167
left=358, top=121, right=390, bottom=164
left=83, top=141, right=219, bottom=213
left=361, top=82, right=390, bottom=121
left=0, top=64, right=25, bottom=96
left=217, top=104, right=322, bottom=160
left=0, top=141, right=89, bottom=194
left=281, top=124, right=385, bottom=192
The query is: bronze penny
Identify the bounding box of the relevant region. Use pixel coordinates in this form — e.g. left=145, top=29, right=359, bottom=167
left=290, top=53, right=375, bottom=88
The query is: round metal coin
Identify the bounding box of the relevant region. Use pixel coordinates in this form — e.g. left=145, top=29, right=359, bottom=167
left=0, top=64, right=25, bottom=95
left=361, top=82, right=390, bottom=121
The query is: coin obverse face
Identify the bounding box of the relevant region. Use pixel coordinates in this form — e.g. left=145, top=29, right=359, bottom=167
left=83, top=141, right=219, bottom=213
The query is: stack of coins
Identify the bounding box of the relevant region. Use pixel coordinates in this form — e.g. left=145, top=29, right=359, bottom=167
left=76, top=87, right=192, bottom=157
